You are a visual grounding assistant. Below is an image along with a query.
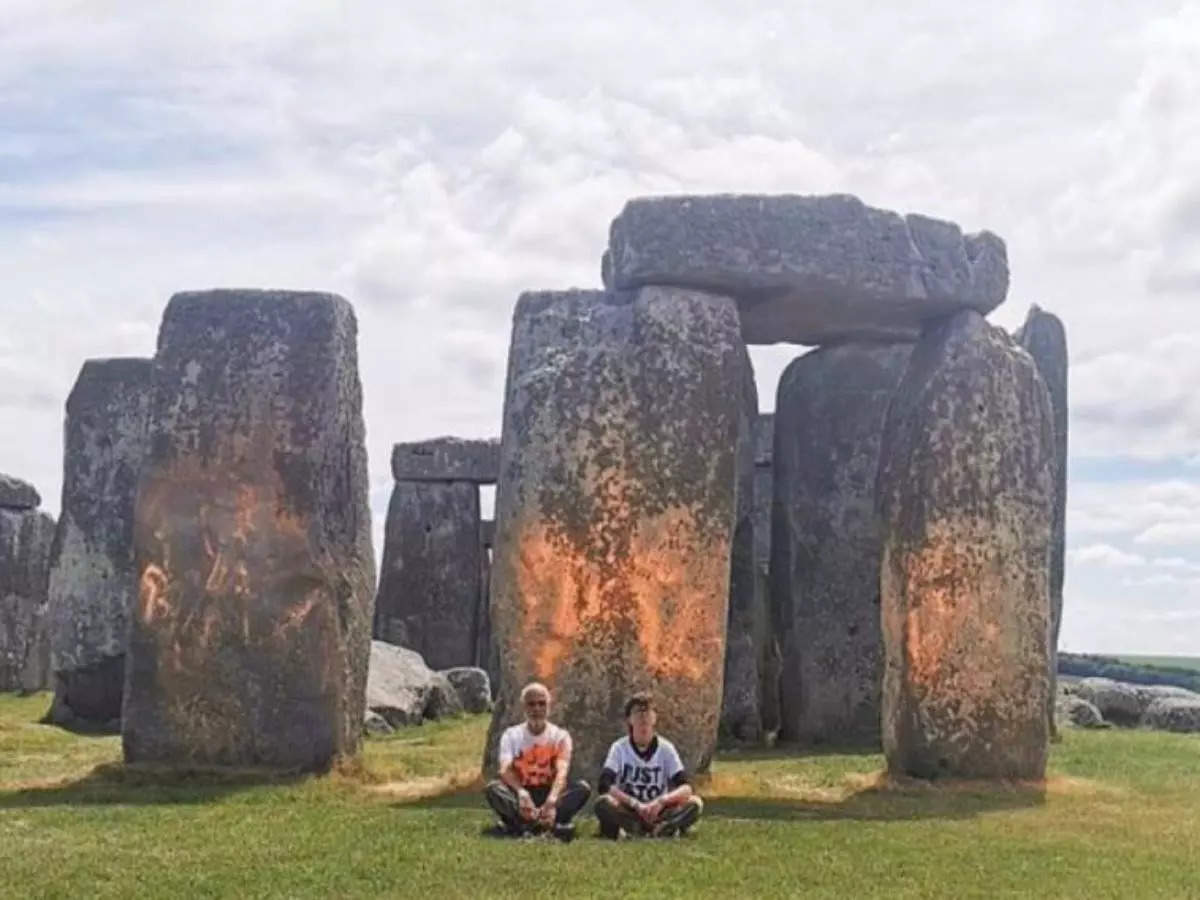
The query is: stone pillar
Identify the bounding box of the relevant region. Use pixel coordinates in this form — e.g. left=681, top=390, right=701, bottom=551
left=753, top=415, right=781, bottom=736
left=374, top=438, right=498, bottom=672
left=771, top=342, right=912, bottom=745
left=1015, top=306, right=1067, bottom=737
left=123, top=290, right=375, bottom=770
left=878, top=310, right=1053, bottom=779
left=477, top=519, right=497, bottom=686
left=0, top=476, right=54, bottom=693
left=486, top=287, right=744, bottom=778
left=375, top=480, right=482, bottom=671
left=47, top=357, right=152, bottom=725
left=720, top=358, right=763, bottom=742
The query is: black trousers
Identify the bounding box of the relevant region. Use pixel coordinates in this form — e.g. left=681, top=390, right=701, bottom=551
left=594, top=793, right=704, bottom=838
left=484, top=779, right=591, bottom=831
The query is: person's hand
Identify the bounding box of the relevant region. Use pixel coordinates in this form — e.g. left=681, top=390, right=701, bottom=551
left=642, top=798, right=664, bottom=824
left=537, top=797, right=557, bottom=827
left=517, top=789, right=536, bottom=821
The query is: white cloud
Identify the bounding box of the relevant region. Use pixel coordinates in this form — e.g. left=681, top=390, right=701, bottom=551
left=2, top=0, right=1200, bottom=654
left=1069, top=544, right=1146, bottom=567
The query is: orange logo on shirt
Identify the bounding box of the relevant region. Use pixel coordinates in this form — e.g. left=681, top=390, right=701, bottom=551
left=513, top=743, right=561, bottom=788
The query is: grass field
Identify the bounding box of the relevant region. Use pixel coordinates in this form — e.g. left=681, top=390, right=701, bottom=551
left=1114, top=655, right=1200, bottom=672
left=2, top=693, right=1199, bottom=899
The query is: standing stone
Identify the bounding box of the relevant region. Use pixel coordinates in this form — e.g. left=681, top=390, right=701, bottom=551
left=607, top=194, right=1009, bottom=345
left=877, top=309, right=1053, bottom=779
left=123, top=290, right=375, bottom=770
left=1015, top=305, right=1068, bottom=737
left=476, top=520, right=497, bottom=686
left=486, top=287, right=744, bottom=778
left=374, top=480, right=482, bottom=671
left=47, top=358, right=152, bottom=724
left=772, top=342, right=913, bottom=745
left=0, top=505, right=55, bottom=692
left=720, top=356, right=763, bottom=742
left=753, top=415, right=781, bottom=736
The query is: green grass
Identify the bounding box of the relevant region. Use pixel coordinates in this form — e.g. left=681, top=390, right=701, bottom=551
left=2, top=693, right=1199, bottom=898
left=1114, top=655, right=1200, bottom=672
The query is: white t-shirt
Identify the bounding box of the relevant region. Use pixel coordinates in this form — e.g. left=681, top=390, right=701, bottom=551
left=602, top=735, right=686, bottom=802
left=498, top=722, right=572, bottom=789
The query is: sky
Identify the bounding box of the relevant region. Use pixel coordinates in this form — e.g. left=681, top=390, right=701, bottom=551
left=2, top=1, right=1198, bottom=655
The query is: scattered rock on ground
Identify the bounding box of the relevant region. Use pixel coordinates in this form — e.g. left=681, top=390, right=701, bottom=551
left=1141, top=697, right=1200, bottom=733
left=441, top=667, right=492, bottom=714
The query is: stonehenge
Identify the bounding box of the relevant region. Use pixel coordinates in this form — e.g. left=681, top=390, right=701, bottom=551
left=486, top=287, right=745, bottom=778
left=0, top=475, right=54, bottom=693
left=47, top=357, right=152, bottom=726
left=122, top=290, right=375, bottom=770
left=11, top=191, right=1065, bottom=788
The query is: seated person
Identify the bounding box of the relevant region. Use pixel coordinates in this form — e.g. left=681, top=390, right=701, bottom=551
left=594, top=691, right=704, bottom=838
left=484, top=682, right=591, bottom=840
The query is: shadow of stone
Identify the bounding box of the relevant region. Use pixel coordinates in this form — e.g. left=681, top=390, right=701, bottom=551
left=0, top=761, right=307, bottom=809
left=703, top=782, right=1045, bottom=823
left=402, top=775, right=1045, bottom=825
left=715, top=741, right=882, bottom=762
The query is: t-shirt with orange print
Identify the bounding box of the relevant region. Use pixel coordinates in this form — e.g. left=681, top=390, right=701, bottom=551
left=498, top=722, right=572, bottom=789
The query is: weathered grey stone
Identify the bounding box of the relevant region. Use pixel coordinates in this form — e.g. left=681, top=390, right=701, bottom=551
left=366, top=641, right=466, bottom=726
left=1055, top=694, right=1106, bottom=729
left=47, top=357, right=152, bottom=723
left=364, top=710, right=394, bottom=736
left=390, top=438, right=500, bottom=483
left=1015, top=305, right=1068, bottom=737
left=772, top=342, right=912, bottom=745
left=486, top=287, right=744, bottom=779
left=878, top=309, right=1053, bottom=779
left=374, top=481, right=483, bottom=671
left=427, top=671, right=465, bottom=720
left=0, top=509, right=55, bottom=692
left=1071, top=678, right=1149, bottom=726
left=1135, top=684, right=1200, bottom=706
left=608, top=194, right=1008, bottom=345
left=366, top=641, right=434, bottom=727
left=1142, top=697, right=1200, bottom=733
left=752, top=414, right=779, bottom=735
left=442, top=666, right=492, bottom=714
left=721, top=354, right=763, bottom=742
left=123, top=290, right=375, bottom=770
left=0, top=474, right=40, bottom=511
left=480, top=519, right=495, bottom=547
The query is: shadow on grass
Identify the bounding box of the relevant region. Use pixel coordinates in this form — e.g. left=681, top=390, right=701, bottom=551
left=400, top=777, right=1044, bottom=824
left=0, top=761, right=306, bottom=809
left=715, top=741, right=882, bottom=762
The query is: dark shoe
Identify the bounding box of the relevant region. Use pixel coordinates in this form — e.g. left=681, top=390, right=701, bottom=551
left=654, top=801, right=701, bottom=838
left=552, top=822, right=576, bottom=843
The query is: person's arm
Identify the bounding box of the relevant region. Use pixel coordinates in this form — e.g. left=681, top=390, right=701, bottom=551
left=498, top=734, right=535, bottom=818
left=598, top=768, right=641, bottom=811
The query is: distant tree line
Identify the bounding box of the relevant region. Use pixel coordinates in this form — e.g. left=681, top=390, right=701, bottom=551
left=1059, top=652, right=1200, bottom=692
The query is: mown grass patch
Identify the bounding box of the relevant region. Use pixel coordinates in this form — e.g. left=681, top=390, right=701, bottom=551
left=1, top=693, right=1198, bottom=898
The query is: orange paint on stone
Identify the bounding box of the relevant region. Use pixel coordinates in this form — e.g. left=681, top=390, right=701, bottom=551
left=512, top=506, right=726, bottom=688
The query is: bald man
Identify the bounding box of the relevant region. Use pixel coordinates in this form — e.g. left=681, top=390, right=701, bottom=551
left=484, top=682, right=591, bottom=840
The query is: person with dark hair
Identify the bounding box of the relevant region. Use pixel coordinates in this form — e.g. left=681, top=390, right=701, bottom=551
left=594, top=691, right=704, bottom=839
left=484, top=682, right=591, bottom=841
